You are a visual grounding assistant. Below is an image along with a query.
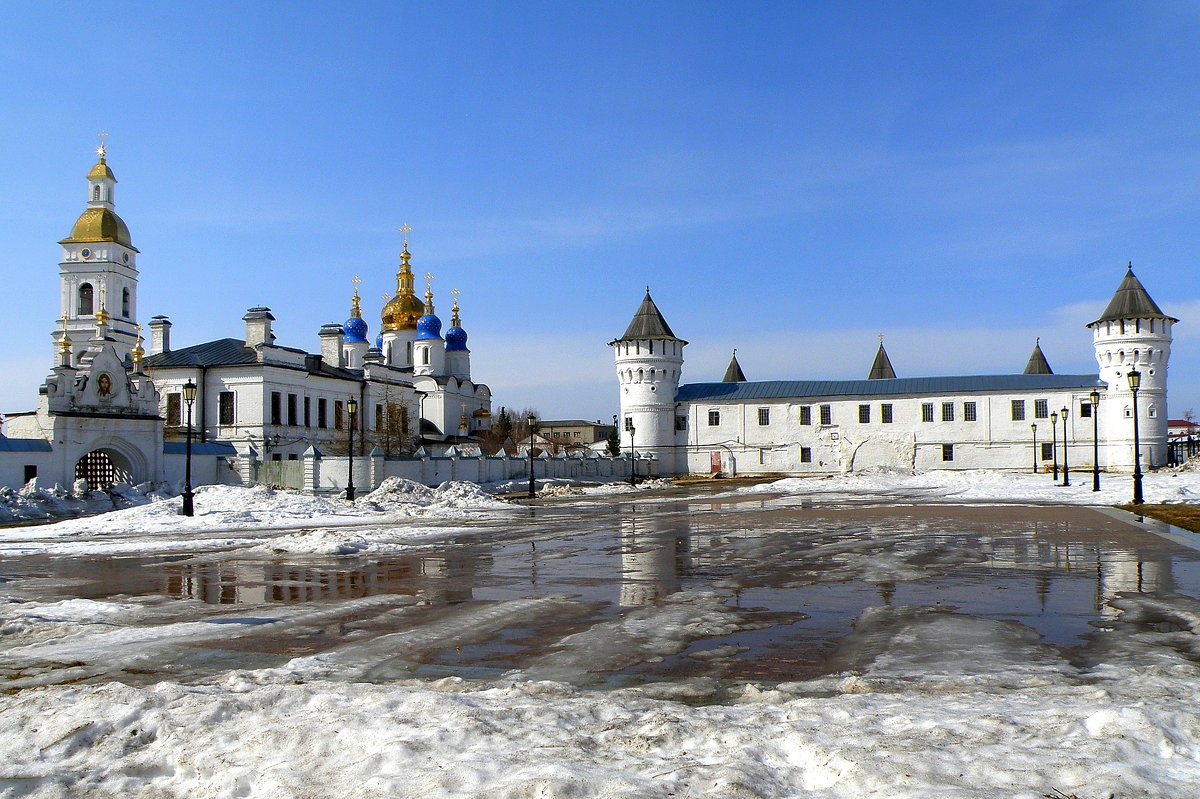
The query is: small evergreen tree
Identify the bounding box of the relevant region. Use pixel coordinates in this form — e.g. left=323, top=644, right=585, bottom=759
left=605, top=425, right=621, bottom=457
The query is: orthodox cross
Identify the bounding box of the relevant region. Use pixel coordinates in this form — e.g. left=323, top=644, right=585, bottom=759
left=399, top=223, right=412, bottom=248
left=97, top=131, right=109, bottom=158
left=424, top=272, right=434, bottom=294
left=451, top=287, right=460, bottom=306
left=351, top=275, right=361, bottom=298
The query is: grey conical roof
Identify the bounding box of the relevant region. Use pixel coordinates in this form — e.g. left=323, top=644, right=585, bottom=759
left=617, top=291, right=680, bottom=340
left=868, top=342, right=896, bottom=380
left=722, top=351, right=746, bottom=383
left=1023, top=340, right=1053, bottom=375
left=1091, top=266, right=1177, bottom=326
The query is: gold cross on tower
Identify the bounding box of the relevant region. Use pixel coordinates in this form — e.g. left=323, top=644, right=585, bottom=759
left=424, top=272, right=434, bottom=293
left=351, top=275, right=361, bottom=297
left=399, top=223, right=412, bottom=249
left=97, top=131, right=109, bottom=158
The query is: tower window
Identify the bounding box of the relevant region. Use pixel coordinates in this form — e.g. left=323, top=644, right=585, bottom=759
left=858, top=404, right=870, bottom=424
left=675, top=415, right=687, bottom=431
left=941, top=402, right=954, bottom=422
left=92, top=185, right=100, bottom=201
left=799, top=406, right=812, bottom=425
left=757, top=408, right=770, bottom=426
left=964, top=402, right=977, bottom=422
left=624, top=416, right=634, bottom=431
left=422, top=347, right=430, bottom=365
left=922, top=403, right=934, bottom=423
left=1011, top=400, right=1026, bottom=421
left=78, top=283, right=94, bottom=316
left=881, top=404, right=893, bottom=423
left=1034, top=399, right=1048, bottom=418
left=819, top=405, right=832, bottom=425
left=122, top=288, right=130, bottom=318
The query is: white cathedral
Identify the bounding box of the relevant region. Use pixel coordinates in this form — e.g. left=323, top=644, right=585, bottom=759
left=613, top=273, right=1175, bottom=477
left=0, top=146, right=491, bottom=490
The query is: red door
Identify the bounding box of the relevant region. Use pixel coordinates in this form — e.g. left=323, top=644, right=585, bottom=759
left=710, top=452, right=722, bottom=474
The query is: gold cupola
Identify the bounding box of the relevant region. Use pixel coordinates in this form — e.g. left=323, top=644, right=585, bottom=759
left=59, top=145, right=138, bottom=251
left=380, top=243, right=426, bottom=332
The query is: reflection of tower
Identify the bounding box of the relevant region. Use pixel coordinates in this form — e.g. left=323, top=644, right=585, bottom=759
left=618, top=513, right=686, bottom=606
left=1098, top=549, right=1175, bottom=619
left=419, top=552, right=477, bottom=605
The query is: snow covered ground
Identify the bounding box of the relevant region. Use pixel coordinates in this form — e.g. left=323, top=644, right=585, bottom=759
left=2, top=475, right=1199, bottom=797
left=735, top=466, right=1200, bottom=507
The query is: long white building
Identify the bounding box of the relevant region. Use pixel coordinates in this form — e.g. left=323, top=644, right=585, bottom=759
left=613, top=272, right=1175, bottom=476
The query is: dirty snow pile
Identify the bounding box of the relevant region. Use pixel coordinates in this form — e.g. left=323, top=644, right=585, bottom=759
left=739, top=467, right=1200, bottom=506
left=2, top=598, right=1199, bottom=797
left=0, top=480, right=175, bottom=524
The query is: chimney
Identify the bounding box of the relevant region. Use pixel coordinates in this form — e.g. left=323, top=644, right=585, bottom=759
left=318, top=323, right=345, bottom=367
left=148, top=315, right=172, bottom=355
left=243, top=307, right=275, bottom=348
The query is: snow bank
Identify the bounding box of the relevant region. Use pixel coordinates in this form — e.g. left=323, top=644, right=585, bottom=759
left=0, top=480, right=175, bottom=524
left=738, top=467, right=1200, bottom=506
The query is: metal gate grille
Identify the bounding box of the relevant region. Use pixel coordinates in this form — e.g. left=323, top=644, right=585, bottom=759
left=75, top=450, right=130, bottom=490
left=257, top=460, right=304, bottom=489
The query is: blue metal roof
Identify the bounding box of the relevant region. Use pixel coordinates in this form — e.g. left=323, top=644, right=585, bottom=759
left=676, top=374, right=1104, bottom=402
left=0, top=438, right=53, bottom=452
left=163, top=441, right=238, bottom=456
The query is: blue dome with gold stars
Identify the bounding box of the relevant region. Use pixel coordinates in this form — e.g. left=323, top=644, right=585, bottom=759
left=344, top=316, right=368, bottom=343
left=445, top=325, right=468, bottom=351
left=416, top=313, right=443, bottom=341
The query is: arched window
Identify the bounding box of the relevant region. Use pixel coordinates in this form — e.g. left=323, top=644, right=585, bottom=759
left=406, top=341, right=413, bottom=363
left=422, top=347, right=430, bottom=365
left=78, top=283, right=94, bottom=315
left=122, top=288, right=130, bottom=318
left=92, top=185, right=100, bottom=202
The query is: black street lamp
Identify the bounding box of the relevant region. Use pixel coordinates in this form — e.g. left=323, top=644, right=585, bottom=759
left=527, top=414, right=537, bottom=498
left=1090, top=389, right=1101, bottom=492
left=1050, top=411, right=1059, bottom=481
left=1129, top=370, right=1144, bottom=504
left=345, top=395, right=358, bottom=501
left=181, top=379, right=197, bottom=517
left=1030, top=423, right=1038, bottom=474
left=1060, top=406, right=1070, bottom=486
left=629, top=422, right=637, bottom=485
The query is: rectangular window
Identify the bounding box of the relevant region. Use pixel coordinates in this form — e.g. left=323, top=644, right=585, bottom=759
left=1041, top=442, right=1054, bottom=461
left=799, top=406, right=812, bottom=426
left=334, top=400, right=345, bottom=430
left=675, top=415, right=687, bottom=431
left=166, top=393, right=181, bottom=426
left=287, top=393, right=297, bottom=426
left=858, top=404, right=870, bottom=424
left=922, top=403, right=934, bottom=423
left=304, top=396, right=311, bottom=427
left=942, top=444, right=954, bottom=462
left=941, top=402, right=954, bottom=422
left=881, top=404, right=893, bottom=424
left=819, top=405, right=832, bottom=425
left=1011, top=400, right=1026, bottom=421
left=800, top=447, right=812, bottom=463
left=757, top=408, right=770, bottom=426
left=270, top=392, right=282, bottom=426
left=1035, top=399, right=1049, bottom=419
left=963, top=401, right=977, bottom=422
left=317, top=398, right=328, bottom=429
left=624, top=416, right=634, bottom=431
left=1080, top=402, right=1092, bottom=418
left=708, top=410, right=720, bottom=426
left=218, top=391, right=235, bottom=425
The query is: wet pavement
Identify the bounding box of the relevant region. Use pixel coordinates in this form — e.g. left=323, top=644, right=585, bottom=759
left=3, top=486, right=1200, bottom=690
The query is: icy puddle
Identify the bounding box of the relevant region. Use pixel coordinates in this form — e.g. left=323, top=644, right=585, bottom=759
left=2, top=493, right=1199, bottom=692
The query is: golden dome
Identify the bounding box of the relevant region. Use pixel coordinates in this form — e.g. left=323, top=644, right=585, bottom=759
left=381, top=292, right=425, bottom=332
left=88, top=157, right=116, bottom=182
left=60, top=207, right=137, bottom=250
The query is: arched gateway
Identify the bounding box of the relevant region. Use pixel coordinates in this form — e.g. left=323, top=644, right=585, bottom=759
left=74, top=449, right=136, bottom=490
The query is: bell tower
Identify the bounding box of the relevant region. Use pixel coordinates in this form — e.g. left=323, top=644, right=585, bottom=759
left=1088, top=265, right=1176, bottom=468
left=610, top=290, right=687, bottom=475
left=56, top=137, right=140, bottom=364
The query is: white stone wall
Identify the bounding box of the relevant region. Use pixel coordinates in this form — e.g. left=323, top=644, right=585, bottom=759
left=676, top=386, right=1156, bottom=476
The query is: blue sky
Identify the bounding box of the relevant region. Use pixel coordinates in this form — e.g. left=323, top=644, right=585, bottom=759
left=3, top=1, right=1200, bottom=423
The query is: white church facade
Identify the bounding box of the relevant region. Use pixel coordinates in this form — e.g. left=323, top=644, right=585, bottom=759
left=1, top=146, right=497, bottom=491
left=613, top=272, right=1175, bottom=477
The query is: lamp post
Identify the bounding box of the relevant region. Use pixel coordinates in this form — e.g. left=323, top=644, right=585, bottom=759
left=1090, top=389, right=1101, bottom=492
left=1129, top=370, right=1144, bottom=504
left=181, top=379, right=197, bottom=517
left=527, top=414, right=537, bottom=498
left=629, top=423, right=638, bottom=485
left=1060, top=406, right=1071, bottom=486
left=345, top=396, right=358, bottom=501
left=1030, top=423, right=1038, bottom=474
left=1050, top=412, right=1059, bottom=481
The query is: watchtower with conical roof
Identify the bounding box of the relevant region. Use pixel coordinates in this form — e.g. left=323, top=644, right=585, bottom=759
left=610, top=291, right=688, bottom=474
left=55, top=141, right=141, bottom=365
left=1088, top=265, right=1176, bottom=467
